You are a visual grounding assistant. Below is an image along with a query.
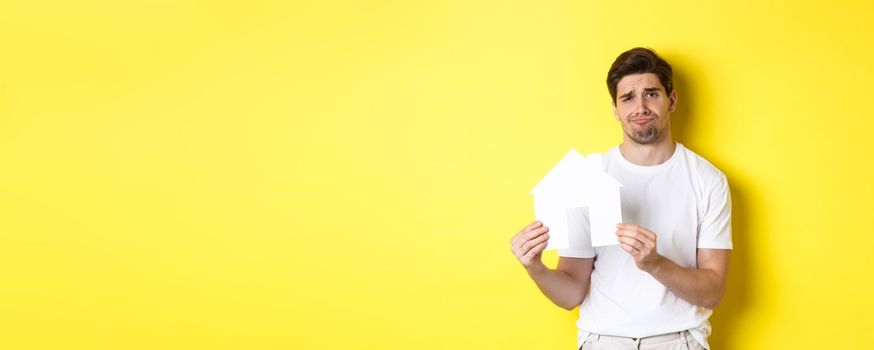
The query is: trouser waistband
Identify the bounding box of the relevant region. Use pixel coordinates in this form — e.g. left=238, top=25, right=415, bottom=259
left=586, top=330, right=690, bottom=345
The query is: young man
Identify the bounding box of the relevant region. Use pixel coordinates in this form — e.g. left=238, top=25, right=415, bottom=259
left=510, top=48, right=732, bottom=350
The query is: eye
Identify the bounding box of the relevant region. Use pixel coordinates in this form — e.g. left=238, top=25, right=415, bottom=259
left=647, top=92, right=658, bottom=97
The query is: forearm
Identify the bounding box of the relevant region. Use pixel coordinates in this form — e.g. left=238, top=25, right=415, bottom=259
left=525, top=262, right=589, bottom=310
left=648, top=257, right=725, bottom=309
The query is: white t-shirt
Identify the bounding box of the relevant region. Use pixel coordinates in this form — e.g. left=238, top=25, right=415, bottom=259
left=558, top=143, right=732, bottom=350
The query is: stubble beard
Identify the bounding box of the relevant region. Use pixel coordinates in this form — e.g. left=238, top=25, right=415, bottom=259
left=625, top=117, right=664, bottom=145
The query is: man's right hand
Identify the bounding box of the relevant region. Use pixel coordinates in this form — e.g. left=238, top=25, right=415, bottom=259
left=510, top=221, right=550, bottom=270
left=510, top=221, right=594, bottom=310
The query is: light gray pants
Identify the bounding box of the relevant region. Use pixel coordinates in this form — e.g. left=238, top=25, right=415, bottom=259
left=580, top=330, right=706, bottom=350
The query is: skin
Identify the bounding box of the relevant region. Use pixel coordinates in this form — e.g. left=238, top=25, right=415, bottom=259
left=510, top=73, right=730, bottom=310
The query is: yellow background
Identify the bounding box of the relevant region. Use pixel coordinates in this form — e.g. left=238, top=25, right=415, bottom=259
left=1, top=1, right=872, bottom=349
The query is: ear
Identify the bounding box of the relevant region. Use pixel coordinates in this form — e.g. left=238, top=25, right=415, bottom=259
left=612, top=102, right=620, bottom=121
left=668, top=89, right=678, bottom=113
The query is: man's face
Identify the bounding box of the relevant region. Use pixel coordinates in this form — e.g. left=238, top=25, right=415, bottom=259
left=612, top=73, right=677, bottom=144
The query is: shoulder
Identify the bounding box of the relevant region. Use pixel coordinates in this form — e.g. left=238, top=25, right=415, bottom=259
left=677, top=145, right=729, bottom=200
left=678, top=144, right=726, bottom=183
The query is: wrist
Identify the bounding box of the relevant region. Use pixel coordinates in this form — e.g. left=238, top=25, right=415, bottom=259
left=525, top=261, right=547, bottom=276
left=645, top=254, right=666, bottom=274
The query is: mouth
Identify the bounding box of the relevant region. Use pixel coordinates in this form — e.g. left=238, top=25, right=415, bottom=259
left=631, top=117, right=654, bottom=125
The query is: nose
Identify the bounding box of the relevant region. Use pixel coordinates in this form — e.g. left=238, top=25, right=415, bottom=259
left=634, top=99, right=650, bottom=117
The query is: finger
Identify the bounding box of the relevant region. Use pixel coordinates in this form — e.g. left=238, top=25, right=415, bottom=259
left=615, top=225, right=642, bottom=235
left=619, top=242, right=639, bottom=256
left=615, top=228, right=639, bottom=240
left=635, top=226, right=656, bottom=241
left=617, top=223, right=638, bottom=230
left=617, top=236, right=643, bottom=250
left=618, top=235, right=657, bottom=255
left=524, top=221, right=543, bottom=232
left=645, top=230, right=656, bottom=242
left=617, top=223, right=656, bottom=241
left=616, top=228, right=651, bottom=245
left=519, top=232, right=550, bottom=256
left=513, top=227, right=543, bottom=247
left=524, top=226, right=549, bottom=241
left=512, top=229, right=545, bottom=255
left=512, top=221, right=543, bottom=245
left=522, top=241, right=548, bottom=261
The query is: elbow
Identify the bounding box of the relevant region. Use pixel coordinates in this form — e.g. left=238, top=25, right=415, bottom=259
left=557, top=295, right=585, bottom=311
left=699, top=299, right=720, bottom=310
left=699, top=290, right=726, bottom=309
left=694, top=276, right=728, bottom=309
left=558, top=302, right=579, bottom=311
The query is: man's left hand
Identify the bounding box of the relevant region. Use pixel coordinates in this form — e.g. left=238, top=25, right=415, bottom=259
left=616, top=223, right=663, bottom=273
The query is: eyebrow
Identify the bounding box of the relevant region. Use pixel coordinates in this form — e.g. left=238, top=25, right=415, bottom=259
left=619, top=87, right=663, bottom=100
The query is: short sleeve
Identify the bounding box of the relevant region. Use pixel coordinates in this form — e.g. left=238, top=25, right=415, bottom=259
left=698, top=173, right=733, bottom=249
left=558, top=246, right=595, bottom=258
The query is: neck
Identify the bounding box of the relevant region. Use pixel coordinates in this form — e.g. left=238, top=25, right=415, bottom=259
left=619, top=133, right=676, bottom=166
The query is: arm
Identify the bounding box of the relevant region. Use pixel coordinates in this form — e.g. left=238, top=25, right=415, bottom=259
left=511, top=221, right=594, bottom=310
left=527, top=257, right=594, bottom=310
left=647, top=248, right=729, bottom=309
left=616, top=224, right=730, bottom=309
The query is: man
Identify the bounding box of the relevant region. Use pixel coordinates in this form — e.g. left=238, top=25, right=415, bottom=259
left=510, top=47, right=732, bottom=350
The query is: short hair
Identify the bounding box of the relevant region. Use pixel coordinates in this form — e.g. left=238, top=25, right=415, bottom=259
left=606, top=47, right=673, bottom=105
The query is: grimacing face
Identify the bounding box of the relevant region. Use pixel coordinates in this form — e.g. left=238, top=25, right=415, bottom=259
left=612, top=73, right=677, bottom=145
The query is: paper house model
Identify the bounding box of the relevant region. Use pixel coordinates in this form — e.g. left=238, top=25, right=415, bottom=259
left=530, top=149, right=623, bottom=249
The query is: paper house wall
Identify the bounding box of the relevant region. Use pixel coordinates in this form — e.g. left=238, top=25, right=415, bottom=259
left=530, top=149, right=623, bottom=249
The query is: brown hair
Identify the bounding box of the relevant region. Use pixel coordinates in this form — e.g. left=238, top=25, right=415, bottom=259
left=606, top=47, right=673, bottom=105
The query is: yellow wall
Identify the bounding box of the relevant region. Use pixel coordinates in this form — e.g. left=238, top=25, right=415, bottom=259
left=1, top=1, right=872, bottom=349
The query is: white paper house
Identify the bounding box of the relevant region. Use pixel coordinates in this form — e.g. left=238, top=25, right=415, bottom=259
left=530, top=149, right=623, bottom=250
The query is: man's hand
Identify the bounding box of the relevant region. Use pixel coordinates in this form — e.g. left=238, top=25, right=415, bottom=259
left=616, top=223, right=730, bottom=308
left=510, top=220, right=593, bottom=310
left=616, top=223, right=663, bottom=272
left=510, top=221, right=550, bottom=270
